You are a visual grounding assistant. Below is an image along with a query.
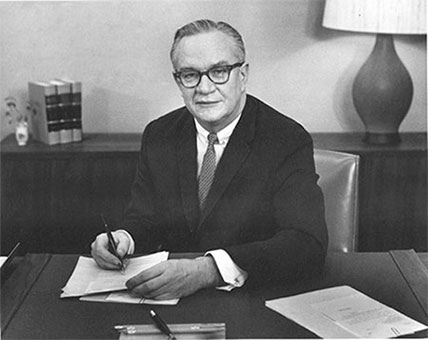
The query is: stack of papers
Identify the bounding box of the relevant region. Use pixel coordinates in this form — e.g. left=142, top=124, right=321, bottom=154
left=61, top=251, right=179, bottom=305
left=1, top=242, right=20, bottom=272
left=0, top=257, right=8, bottom=267
left=266, top=285, right=427, bottom=338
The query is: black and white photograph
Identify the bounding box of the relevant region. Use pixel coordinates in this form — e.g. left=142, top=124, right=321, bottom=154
left=1, top=0, right=427, bottom=339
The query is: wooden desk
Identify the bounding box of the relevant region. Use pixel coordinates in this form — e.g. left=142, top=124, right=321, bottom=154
left=1, top=132, right=427, bottom=253
left=2, top=251, right=427, bottom=339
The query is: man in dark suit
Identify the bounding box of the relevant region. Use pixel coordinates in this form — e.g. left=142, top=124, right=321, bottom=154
left=91, top=19, right=328, bottom=300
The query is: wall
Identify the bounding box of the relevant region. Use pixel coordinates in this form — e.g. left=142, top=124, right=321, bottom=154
left=1, top=0, right=426, bottom=140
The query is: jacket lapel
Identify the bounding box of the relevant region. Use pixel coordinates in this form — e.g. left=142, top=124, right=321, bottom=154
left=199, top=96, right=257, bottom=225
left=176, top=114, right=200, bottom=232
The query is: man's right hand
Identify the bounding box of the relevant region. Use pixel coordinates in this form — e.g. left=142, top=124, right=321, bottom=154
left=91, top=231, right=130, bottom=269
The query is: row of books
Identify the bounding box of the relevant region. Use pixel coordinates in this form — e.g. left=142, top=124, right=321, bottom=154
left=28, top=79, right=82, bottom=145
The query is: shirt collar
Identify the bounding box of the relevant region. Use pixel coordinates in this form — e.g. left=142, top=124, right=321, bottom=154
left=194, top=114, right=242, bottom=145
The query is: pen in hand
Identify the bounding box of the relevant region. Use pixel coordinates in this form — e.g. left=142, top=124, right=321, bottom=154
left=149, top=309, right=177, bottom=340
left=100, top=214, right=125, bottom=273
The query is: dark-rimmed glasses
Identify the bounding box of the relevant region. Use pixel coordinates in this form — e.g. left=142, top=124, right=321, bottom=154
left=173, top=62, right=245, bottom=88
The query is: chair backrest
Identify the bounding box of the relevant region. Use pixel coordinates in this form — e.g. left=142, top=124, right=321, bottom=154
left=314, top=149, right=359, bottom=252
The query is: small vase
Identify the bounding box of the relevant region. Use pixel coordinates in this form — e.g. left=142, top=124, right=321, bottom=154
left=15, top=122, right=29, bottom=146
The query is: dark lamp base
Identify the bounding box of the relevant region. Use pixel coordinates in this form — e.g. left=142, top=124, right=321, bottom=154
left=353, top=34, right=413, bottom=148
left=364, top=132, right=401, bottom=145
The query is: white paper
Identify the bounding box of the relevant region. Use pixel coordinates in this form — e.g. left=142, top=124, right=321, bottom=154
left=61, top=252, right=169, bottom=298
left=266, top=285, right=427, bottom=339
left=80, top=290, right=179, bottom=305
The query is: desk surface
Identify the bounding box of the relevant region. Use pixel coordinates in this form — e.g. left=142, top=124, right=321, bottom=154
left=2, top=252, right=428, bottom=339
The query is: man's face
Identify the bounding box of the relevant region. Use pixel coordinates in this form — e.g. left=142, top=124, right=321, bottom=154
left=172, top=31, right=248, bottom=133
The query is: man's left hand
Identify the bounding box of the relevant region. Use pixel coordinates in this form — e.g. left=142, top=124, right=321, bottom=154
left=125, top=256, right=223, bottom=300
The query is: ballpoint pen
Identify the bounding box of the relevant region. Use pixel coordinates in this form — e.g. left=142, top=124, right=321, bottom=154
left=100, top=214, right=125, bottom=273
left=149, top=309, right=177, bottom=340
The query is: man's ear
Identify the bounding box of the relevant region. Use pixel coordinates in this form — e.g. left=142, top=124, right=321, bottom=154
left=172, top=74, right=186, bottom=97
left=240, top=63, right=249, bottom=88
left=172, top=73, right=180, bottom=86
left=240, top=63, right=249, bottom=81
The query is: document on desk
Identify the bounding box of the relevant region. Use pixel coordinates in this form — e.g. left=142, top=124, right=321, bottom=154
left=79, top=291, right=179, bottom=305
left=61, top=251, right=178, bottom=305
left=1, top=242, right=20, bottom=273
left=266, top=285, right=428, bottom=338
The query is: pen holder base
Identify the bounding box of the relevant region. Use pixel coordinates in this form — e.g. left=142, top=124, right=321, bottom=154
left=117, top=323, right=226, bottom=340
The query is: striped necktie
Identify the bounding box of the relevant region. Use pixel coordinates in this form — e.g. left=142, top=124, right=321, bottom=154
left=198, top=133, right=219, bottom=210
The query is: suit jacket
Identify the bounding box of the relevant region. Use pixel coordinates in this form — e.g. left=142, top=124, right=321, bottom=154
left=122, top=94, right=328, bottom=286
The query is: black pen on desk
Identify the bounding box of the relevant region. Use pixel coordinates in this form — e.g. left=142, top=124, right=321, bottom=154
left=149, top=309, right=177, bottom=340
left=100, top=214, right=125, bottom=273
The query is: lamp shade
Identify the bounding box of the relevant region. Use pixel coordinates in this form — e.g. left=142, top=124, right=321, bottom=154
left=323, top=0, right=426, bottom=34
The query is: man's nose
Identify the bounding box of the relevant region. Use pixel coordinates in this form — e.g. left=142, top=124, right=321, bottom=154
left=196, top=74, right=216, bottom=93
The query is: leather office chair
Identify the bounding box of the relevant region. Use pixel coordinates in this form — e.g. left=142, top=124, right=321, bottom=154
left=314, top=149, right=359, bottom=252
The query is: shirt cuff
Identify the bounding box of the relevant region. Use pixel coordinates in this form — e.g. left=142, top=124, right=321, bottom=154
left=205, top=249, right=248, bottom=291
left=113, top=229, right=135, bottom=255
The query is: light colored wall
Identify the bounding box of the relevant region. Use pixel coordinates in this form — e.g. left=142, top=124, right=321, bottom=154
left=1, top=0, right=426, bottom=140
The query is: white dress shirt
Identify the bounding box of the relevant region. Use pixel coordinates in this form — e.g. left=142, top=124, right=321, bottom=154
left=116, top=113, right=248, bottom=291
left=194, top=116, right=248, bottom=291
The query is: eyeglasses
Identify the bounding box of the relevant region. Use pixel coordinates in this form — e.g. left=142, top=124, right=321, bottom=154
left=173, top=62, right=245, bottom=88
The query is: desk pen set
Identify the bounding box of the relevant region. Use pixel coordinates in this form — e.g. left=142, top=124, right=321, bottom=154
left=115, top=322, right=226, bottom=339
left=115, top=309, right=225, bottom=339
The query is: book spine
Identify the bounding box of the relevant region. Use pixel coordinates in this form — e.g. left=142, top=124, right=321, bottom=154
left=28, top=82, right=60, bottom=145
left=61, top=88, right=74, bottom=144
left=51, top=81, right=73, bottom=144
left=45, top=91, right=61, bottom=145
left=64, top=80, right=82, bottom=142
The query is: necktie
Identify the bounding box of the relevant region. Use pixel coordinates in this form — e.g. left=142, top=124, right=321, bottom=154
left=198, top=133, right=219, bottom=210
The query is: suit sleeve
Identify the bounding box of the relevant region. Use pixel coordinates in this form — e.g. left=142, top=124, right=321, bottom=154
left=120, top=123, right=163, bottom=252
left=225, top=132, right=328, bottom=287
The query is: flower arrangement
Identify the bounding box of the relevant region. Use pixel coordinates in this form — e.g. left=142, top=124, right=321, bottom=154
left=4, top=96, right=30, bottom=145
left=4, top=96, right=29, bottom=125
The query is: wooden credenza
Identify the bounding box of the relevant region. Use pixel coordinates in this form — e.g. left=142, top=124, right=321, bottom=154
left=1, top=133, right=426, bottom=254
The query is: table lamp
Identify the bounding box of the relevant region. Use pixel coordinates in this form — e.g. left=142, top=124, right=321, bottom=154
left=323, top=0, right=426, bottom=145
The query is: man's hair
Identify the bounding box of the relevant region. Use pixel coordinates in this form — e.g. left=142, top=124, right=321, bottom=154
left=170, top=19, right=246, bottom=65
